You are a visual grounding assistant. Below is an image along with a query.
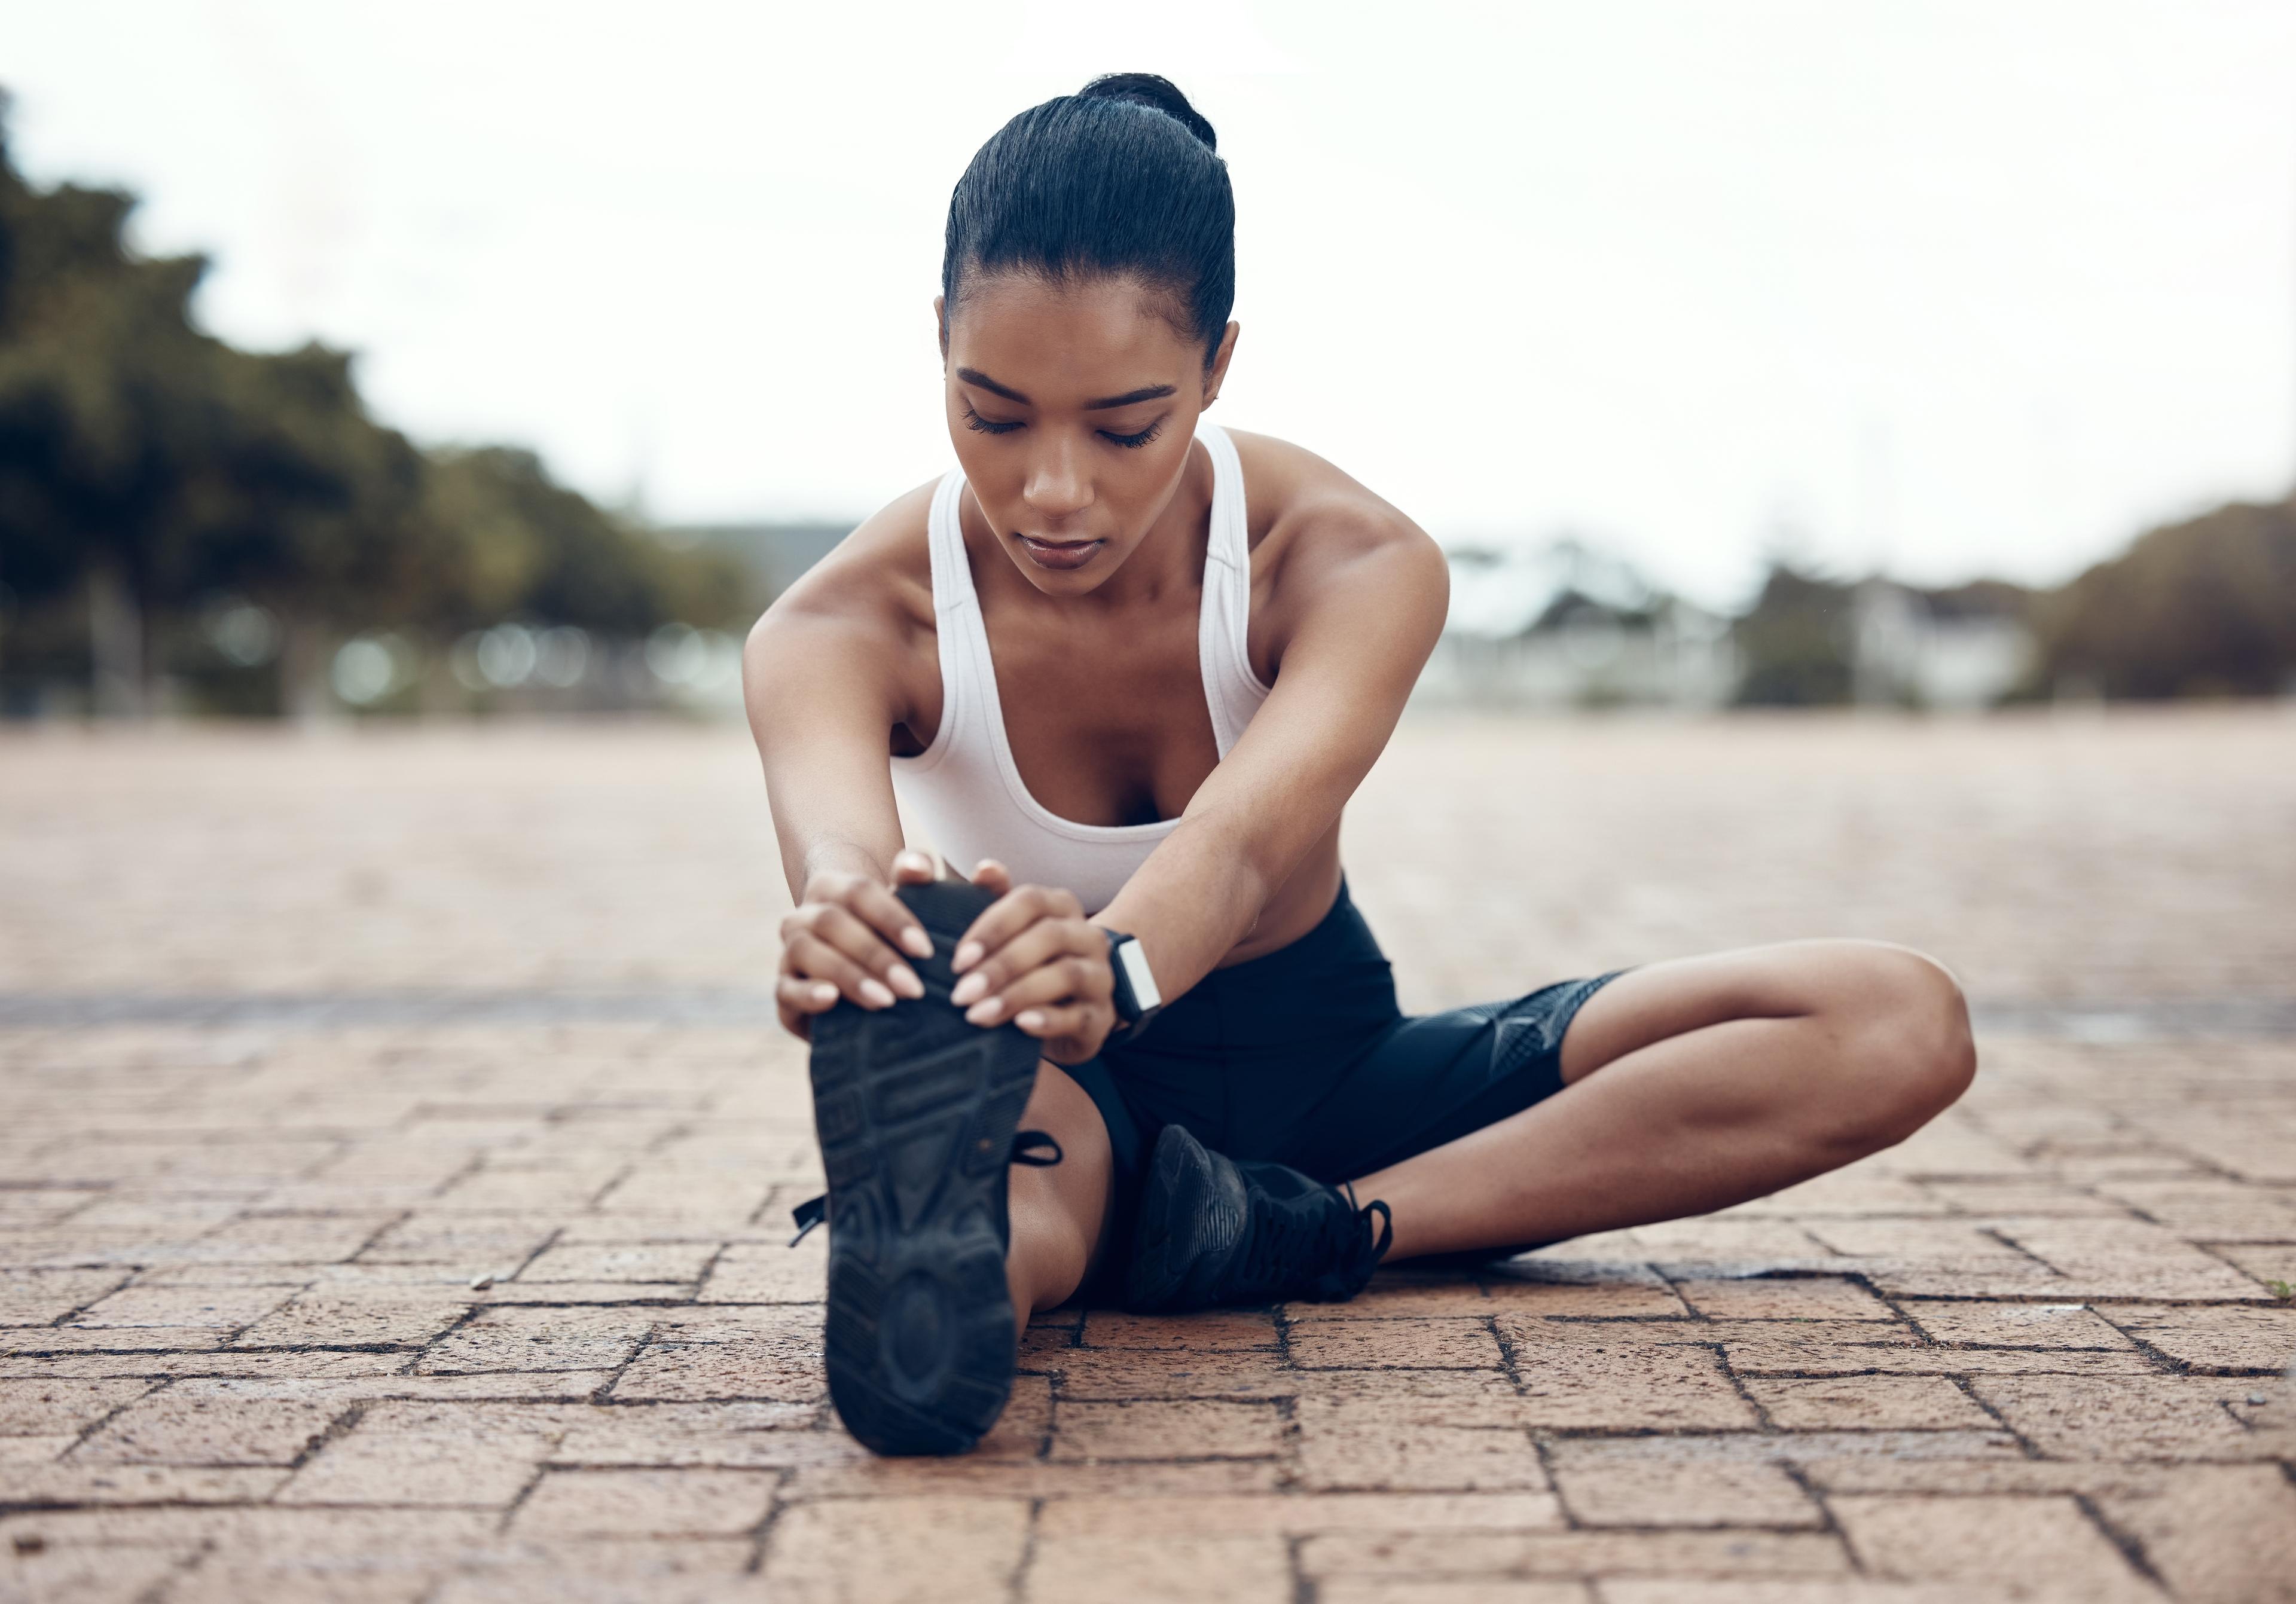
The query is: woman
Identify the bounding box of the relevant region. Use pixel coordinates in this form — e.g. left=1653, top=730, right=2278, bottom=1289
left=744, top=74, right=1974, bottom=1458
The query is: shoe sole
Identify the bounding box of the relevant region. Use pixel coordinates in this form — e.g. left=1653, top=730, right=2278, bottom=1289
left=1123, top=1123, right=1241, bottom=1312
left=808, top=880, right=1042, bottom=1456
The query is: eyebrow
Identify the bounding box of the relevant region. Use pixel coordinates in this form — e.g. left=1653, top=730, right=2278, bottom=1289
left=955, top=368, right=1177, bottom=411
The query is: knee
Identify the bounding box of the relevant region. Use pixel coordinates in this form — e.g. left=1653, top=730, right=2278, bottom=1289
left=1824, top=946, right=1976, bottom=1153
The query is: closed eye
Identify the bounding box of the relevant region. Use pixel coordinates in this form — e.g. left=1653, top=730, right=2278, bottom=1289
left=1101, top=418, right=1165, bottom=450
left=963, top=403, right=1022, bottom=436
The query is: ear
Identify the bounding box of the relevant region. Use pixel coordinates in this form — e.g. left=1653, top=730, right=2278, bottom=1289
left=934, top=295, right=949, bottom=361
left=1201, top=321, right=1240, bottom=407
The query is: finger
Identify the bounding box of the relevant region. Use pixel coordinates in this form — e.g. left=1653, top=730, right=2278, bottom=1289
left=807, top=905, right=923, bottom=1000
left=949, top=916, right=1092, bottom=1007
left=844, top=879, right=934, bottom=968
left=954, top=883, right=1082, bottom=973
left=967, top=859, right=1013, bottom=896
left=777, top=973, right=842, bottom=1016
left=785, top=931, right=896, bottom=1010
left=776, top=1001, right=814, bottom=1041
left=1012, top=1000, right=1100, bottom=1040
left=890, top=850, right=938, bottom=889
left=964, top=953, right=1111, bottom=1026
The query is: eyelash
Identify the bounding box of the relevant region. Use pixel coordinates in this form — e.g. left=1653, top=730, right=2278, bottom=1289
left=962, top=404, right=1021, bottom=436
left=961, top=405, right=1166, bottom=451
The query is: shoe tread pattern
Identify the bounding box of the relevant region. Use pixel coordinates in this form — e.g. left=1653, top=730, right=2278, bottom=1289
left=808, top=879, right=1040, bottom=1455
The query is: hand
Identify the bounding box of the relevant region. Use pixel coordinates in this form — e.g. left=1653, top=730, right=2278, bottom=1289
left=775, top=850, right=938, bottom=1040
left=947, top=861, right=1116, bottom=1064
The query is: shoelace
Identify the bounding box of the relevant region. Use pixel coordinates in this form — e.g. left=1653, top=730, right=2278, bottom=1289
left=787, top=1128, right=1065, bottom=1246
left=1231, top=1181, right=1393, bottom=1299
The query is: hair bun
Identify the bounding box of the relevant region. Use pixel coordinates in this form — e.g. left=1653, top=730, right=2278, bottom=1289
left=1079, top=73, right=1216, bottom=151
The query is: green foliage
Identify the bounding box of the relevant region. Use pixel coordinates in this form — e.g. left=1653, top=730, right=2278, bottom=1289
left=2026, top=497, right=2296, bottom=699
left=0, top=95, right=754, bottom=711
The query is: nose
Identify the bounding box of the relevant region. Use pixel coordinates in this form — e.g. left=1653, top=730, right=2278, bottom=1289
left=1021, top=436, right=1093, bottom=522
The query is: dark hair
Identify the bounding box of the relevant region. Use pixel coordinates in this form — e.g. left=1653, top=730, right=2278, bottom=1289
left=942, top=74, right=1234, bottom=366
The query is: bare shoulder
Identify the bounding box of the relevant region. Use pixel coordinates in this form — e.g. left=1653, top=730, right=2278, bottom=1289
left=743, top=479, right=939, bottom=728
left=1223, top=428, right=1448, bottom=638
left=752, top=479, right=936, bottom=642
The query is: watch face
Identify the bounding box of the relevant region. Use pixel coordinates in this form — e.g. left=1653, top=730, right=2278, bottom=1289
left=1115, top=938, right=1162, bottom=1013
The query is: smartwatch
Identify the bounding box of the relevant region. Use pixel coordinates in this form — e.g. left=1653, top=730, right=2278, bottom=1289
left=1100, top=928, right=1164, bottom=1043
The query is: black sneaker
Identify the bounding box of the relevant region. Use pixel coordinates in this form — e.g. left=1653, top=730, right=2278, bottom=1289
left=801, top=879, right=1049, bottom=1456
left=1123, top=1123, right=1393, bottom=1312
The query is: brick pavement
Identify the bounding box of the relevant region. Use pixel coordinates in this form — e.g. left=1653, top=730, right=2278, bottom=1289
left=2, top=711, right=2294, bottom=1602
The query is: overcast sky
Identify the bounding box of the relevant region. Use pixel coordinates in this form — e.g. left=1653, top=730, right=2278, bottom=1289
left=8, top=0, right=2294, bottom=603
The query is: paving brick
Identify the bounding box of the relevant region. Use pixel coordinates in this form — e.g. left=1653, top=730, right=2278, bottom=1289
left=0, top=1377, right=151, bottom=1435
left=1498, top=1327, right=1758, bottom=1430
left=1079, top=1309, right=1279, bottom=1350
left=277, top=1402, right=572, bottom=1507
left=1025, top=1533, right=1292, bottom=1603
left=233, top=1292, right=471, bottom=1348
left=511, top=1468, right=775, bottom=1536
left=1547, top=1443, right=1821, bottom=1529
left=1034, top=1492, right=1563, bottom=1536
left=1308, top=1583, right=1593, bottom=1604
left=1287, top=1317, right=1506, bottom=1370
left=1673, top=1276, right=1895, bottom=1321
left=0, top=1268, right=130, bottom=1325
left=1297, top=1529, right=1851, bottom=1580
left=416, top=1306, right=652, bottom=1374
left=1296, top=1397, right=1549, bottom=1492
left=514, top=1242, right=718, bottom=1285
left=2092, top=1462, right=2296, bottom=1604
left=1283, top=1277, right=1496, bottom=1320
left=2, top=1464, right=289, bottom=1505
left=2095, top=1303, right=2296, bottom=1371
left=760, top=1495, right=1027, bottom=1602
left=1828, top=1495, right=2158, bottom=1599
left=1970, top=1374, right=2265, bottom=1461
left=66, top=1284, right=289, bottom=1331
left=1023, top=1343, right=1295, bottom=1400
left=1049, top=1399, right=1284, bottom=1462
left=1900, top=1300, right=2136, bottom=1349
left=72, top=1394, right=340, bottom=1465
left=1991, top=1217, right=2274, bottom=1300
left=694, top=1240, right=826, bottom=1303
left=1741, top=1374, right=1995, bottom=1431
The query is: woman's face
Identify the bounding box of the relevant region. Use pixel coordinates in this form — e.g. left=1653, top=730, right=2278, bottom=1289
left=939, top=271, right=1237, bottom=595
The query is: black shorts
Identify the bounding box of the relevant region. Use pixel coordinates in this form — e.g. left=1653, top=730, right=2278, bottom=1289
left=1061, top=881, right=1619, bottom=1298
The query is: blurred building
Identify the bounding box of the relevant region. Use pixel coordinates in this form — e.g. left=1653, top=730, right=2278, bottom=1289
left=1416, top=542, right=1739, bottom=710
left=1850, top=579, right=2036, bottom=710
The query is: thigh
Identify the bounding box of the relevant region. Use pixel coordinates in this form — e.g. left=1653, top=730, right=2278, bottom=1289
left=1557, top=939, right=1958, bottom=1085
left=1274, top=973, right=1618, bottom=1186
left=1014, top=1059, right=1118, bottom=1242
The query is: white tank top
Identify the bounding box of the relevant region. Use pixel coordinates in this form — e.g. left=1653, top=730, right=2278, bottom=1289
left=890, top=423, right=1271, bottom=914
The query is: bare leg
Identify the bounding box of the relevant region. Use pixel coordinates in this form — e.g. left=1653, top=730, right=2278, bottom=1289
left=1004, top=1061, right=1116, bottom=1325
left=1355, top=940, right=1976, bottom=1261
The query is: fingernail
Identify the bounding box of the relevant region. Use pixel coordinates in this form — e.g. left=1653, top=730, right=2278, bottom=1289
left=810, top=983, right=837, bottom=1006
left=965, top=997, right=1003, bottom=1025
left=950, top=973, right=986, bottom=1006
left=860, top=979, right=896, bottom=1009
left=889, top=965, right=923, bottom=999
left=952, top=941, right=983, bottom=972
left=902, top=927, right=934, bottom=959
left=1015, top=1010, right=1045, bottom=1032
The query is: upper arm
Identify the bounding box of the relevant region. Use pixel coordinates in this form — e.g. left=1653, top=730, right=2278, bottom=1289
left=742, top=488, right=935, bottom=896
left=1176, top=484, right=1448, bottom=888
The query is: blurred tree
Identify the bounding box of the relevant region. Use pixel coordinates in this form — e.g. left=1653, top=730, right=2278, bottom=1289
left=0, top=94, right=755, bottom=717
left=2028, top=497, right=2296, bottom=698
left=1732, top=562, right=1855, bottom=705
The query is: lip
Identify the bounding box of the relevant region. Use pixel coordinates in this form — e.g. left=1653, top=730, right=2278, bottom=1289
left=1015, top=534, right=1104, bottom=572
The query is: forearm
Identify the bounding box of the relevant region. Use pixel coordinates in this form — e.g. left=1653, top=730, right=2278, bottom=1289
left=1091, top=814, right=1274, bottom=1006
